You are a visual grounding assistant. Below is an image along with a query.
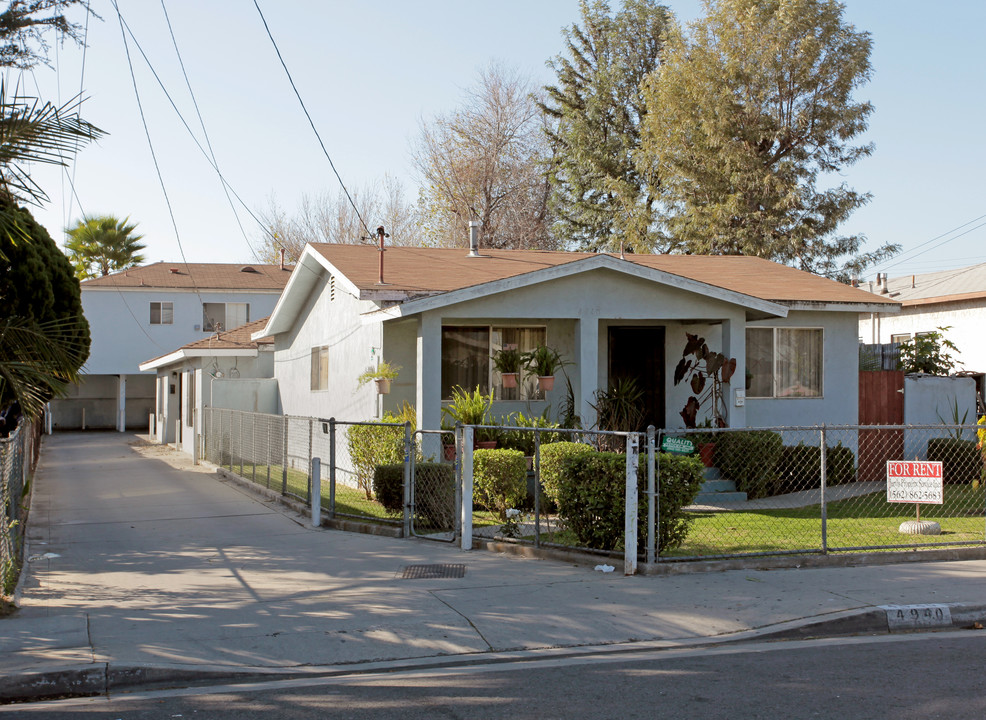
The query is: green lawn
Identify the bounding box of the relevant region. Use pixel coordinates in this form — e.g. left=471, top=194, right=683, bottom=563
left=667, top=485, right=986, bottom=558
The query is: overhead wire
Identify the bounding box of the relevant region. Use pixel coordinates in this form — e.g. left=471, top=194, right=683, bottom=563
left=869, top=212, right=986, bottom=275
left=252, top=0, right=373, bottom=241
left=111, top=0, right=204, bottom=306
left=158, top=0, right=255, bottom=257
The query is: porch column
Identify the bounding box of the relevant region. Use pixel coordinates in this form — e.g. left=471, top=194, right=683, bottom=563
left=721, top=318, right=747, bottom=428
left=417, top=312, right=442, bottom=434
left=117, top=374, right=127, bottom=432
left=577, top=314, right=599, bottom=430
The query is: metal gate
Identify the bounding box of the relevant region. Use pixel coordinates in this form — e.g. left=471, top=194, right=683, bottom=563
left=409, top=430, right=458, bottom=541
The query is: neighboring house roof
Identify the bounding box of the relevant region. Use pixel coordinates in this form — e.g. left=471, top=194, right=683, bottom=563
left=871, top=263, right=986, bottom=307
left=259, top=244, right=898, bottom=338
left=139, top=317, right=273, bottom=371
left=82, top=261, right=293, bottom=291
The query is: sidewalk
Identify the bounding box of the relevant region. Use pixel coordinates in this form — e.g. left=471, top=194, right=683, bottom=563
left=3, top=431, right=986, bottom=702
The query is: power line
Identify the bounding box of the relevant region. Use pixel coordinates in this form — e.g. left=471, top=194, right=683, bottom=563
left=159, top=0, right=255, bottom=257
left=869, top=212, right=986, bottom=274
left=111, top=0, right=203, bottom=306
left=252, top=0, right=373, bottom=241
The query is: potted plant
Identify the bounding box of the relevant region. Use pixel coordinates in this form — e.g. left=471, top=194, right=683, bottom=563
left=521, top=345, right=565, bottom=392
left=673, top=332, right=737, bottom=429
left=492, top=346, right=524, bottom=389
left=357, top=360, right=401, bottom=394
left=442, top=385, right=497, bottom=448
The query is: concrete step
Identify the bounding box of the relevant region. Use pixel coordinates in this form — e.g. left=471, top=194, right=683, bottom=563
left=702, top=466, right=721, bottom=481
left=693, top=490, right=748, bottom=504
left=700, top=479, right=736, bottom=493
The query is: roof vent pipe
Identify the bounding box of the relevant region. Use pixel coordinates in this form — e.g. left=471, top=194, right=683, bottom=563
left=376, top=226, right=390, bottom=285
left=467, top=220, right=482, bottom=258
left=279, top=248, right=285, bottom=271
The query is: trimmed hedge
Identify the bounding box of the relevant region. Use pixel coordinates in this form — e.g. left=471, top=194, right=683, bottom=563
left=372, top=463, right=404, bottom=514
left=554, top=450, right=704, bottom=552
left=373, top=462, right=456, bottom=529
left=539, top=441, right=596, bottom=506
left=928, top=438, right=982, bottom=484
left=714, top=431, right=784, bottom=500
left=473, top=448, right=527, bottom=521
left=777, top=443, right=857, bottom=493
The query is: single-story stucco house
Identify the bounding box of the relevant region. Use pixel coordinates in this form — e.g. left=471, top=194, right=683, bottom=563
left=139, top=317, right=277, bottom=453
left=254, top=241, right=899, bottom=434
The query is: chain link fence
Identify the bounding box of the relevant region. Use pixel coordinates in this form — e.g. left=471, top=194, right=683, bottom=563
left=202, top=409, right=986, bottom=566
left=2, top=418, right=39, bottom=594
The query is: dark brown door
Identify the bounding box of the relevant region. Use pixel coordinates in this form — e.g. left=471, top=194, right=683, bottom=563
left=608, top=326, right=665, bottom=430
left=858, top=370, right=904, bottom=482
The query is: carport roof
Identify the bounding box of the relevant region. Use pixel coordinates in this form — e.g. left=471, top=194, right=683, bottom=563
left=139, top=317, right=273, bottom=371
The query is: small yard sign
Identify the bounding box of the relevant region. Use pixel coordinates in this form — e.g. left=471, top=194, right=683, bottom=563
left=886, top=461, right=943, bottom=504
left=661, top=436, right=695, bottom=455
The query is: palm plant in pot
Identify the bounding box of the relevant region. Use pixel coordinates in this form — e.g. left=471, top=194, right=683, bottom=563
left=521, top=345, right=565, bottom=392
left=491, top=346, right=524, bottom=389
left=357, top=360, right=401, bottom=394
left=442, top=385, right=497, bottom=450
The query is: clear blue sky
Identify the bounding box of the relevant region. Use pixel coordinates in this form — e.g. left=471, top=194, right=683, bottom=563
left=22, top=0, right=986, bottom=281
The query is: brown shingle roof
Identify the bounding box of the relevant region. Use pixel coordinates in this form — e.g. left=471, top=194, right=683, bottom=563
left=178, top=317, right=273, bottom=351
left=82, top=262, right=293, bottom=290
left=311, top=244, right=897, bottom=306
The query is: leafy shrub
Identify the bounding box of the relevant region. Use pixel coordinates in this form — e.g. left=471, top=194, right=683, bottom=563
left=714, top=430, right=783, bottom=499
left=499, top=411, right=560, bottom=456
left=539, top=441, right=595, bottom=506
left=473, top=449, right=527, bottom=521
left=928, top=437, right=982, bottom=484
left=346, top=404, right=414, bottom=498
left=372, top=463, right=404, bottom=514
left=413, top=462, right=456, bottom=531
left=778, top=442, right=856, bottom=493
left=554, top=450, right=704, bottom=552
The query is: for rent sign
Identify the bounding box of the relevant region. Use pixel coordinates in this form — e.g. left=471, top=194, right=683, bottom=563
left=886, top=461, right=943, bottom=504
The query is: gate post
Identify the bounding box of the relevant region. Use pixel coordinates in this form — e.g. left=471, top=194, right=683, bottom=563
left=329, top=418, right=337, bottom=519
left=820, top=424, right=828, bottom=554
left=625, top=432, right=639, bottom=576
left=646, top=426, right=656, bottom=565
left=311, top=457, right=321, bottom=527
left=402, top=422, right=412, bottom=537
left=460, top=425, right=473, bottom=551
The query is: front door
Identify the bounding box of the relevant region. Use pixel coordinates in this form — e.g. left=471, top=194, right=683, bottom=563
left=608, top=326, right=665, bottom=430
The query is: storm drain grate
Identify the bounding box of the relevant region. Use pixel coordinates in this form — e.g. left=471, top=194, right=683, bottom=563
left=400, top=564, right=466, bottom=579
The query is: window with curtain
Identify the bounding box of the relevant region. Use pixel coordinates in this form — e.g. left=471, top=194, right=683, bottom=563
left=149, top=301, right=173, bottom=325
left=746, top=327, right=823, bottom=398
left=202, top=302, right=250, bottom=332
left=442, top=326, right=547, bottom=401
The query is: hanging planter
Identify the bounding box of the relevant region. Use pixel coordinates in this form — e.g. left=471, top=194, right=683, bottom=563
left=501, top=372, right=519, bottom=389
left=357, top=360, right=401, bottom=395
left=491, top=347, right=524, bottom=391
left=537, top=375, right=555, bottom=392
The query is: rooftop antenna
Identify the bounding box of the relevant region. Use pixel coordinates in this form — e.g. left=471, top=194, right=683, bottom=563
left=376, top=226, right=390, bottom=285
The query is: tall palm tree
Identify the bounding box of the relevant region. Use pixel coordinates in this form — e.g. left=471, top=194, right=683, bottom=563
left=64, top=215, right=146, bottom=279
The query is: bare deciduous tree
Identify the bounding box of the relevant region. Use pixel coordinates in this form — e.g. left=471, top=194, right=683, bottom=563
left=412, top=63, right=555, bottom=250
left=254, top=175, right=423, bottom=264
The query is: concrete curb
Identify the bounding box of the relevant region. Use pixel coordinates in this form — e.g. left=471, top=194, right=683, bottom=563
left=7, top=602, right=985, bottom=703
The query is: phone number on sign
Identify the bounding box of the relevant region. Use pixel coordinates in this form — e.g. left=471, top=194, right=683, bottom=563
left=887, top=488, right=942, bottom=503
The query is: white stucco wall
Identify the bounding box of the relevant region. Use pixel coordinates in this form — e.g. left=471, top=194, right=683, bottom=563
left=859, top=300, right=986, bottom=374
left=272, top=268, right=381, bottom=422
left=82, top=287, right=283, bottom=375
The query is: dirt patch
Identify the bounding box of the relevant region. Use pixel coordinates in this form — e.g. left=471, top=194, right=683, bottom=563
left=128, top=440, right=216, bottom=475
left=0, top=595, right=17, bottom=617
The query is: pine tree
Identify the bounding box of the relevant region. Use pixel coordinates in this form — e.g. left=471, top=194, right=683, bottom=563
left=640, top=0, right=897, bottom=279
left=541, top=0, right=671, bottom=253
